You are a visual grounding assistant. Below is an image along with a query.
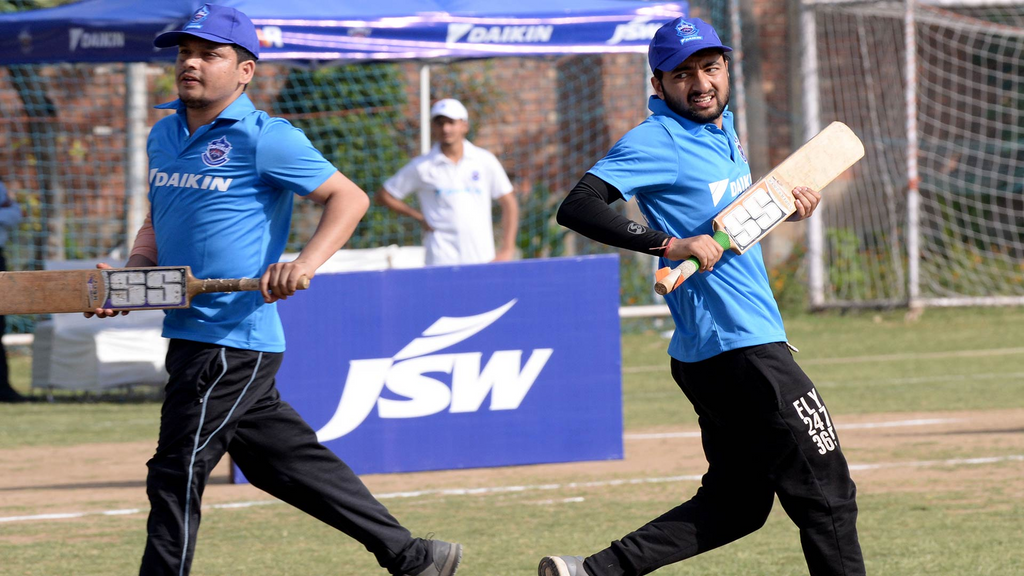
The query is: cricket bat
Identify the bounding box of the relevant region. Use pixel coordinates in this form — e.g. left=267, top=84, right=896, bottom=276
left=654, top=121, right=865, bottom=296
left=0, top=266, right=309, bottom=315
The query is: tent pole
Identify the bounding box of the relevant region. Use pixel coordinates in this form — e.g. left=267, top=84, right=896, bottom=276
left=125, top=62, right=148, bottom=246
left=420, top=64, right=431, bottom=155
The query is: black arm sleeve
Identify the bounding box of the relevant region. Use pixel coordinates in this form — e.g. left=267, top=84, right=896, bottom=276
left=556, top=173, right=674, bottom=255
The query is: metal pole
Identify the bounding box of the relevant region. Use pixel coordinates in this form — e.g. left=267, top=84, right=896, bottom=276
left=419, top=64, right=431, bottom=155
left=905, top=0, right=921, bottom=308
left=125, top=63, right=148, bottom=245
left=801, top=2, right=825, bottom=308
left=728, top=0, right=749, bottom=152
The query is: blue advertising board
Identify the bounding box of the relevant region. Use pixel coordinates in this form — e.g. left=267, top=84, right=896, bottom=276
left=232, top=255, right=622, bottom=480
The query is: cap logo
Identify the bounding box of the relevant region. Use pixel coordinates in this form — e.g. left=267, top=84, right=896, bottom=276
left=202, top=136, right=232, bottom=167
left=184, top=6, right=210, bottom=31
left=675, top=20, right=699, bottom=37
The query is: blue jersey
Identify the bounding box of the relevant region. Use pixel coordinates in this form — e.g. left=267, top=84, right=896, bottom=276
left=147, top=94, right=337, bottom=352
left=590, top=96, right=787, bottom=362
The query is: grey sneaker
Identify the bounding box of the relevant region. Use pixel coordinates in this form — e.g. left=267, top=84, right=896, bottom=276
left=538, top=555, right=590, bottom=576
left=411, top=540, right=462, bottom=576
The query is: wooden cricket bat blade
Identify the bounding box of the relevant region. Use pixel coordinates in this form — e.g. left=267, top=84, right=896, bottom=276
left=0, top=266, right=309, bottom=315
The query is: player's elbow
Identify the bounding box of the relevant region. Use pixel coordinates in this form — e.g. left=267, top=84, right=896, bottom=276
left=374, top=189, right=397, bottom=210
left=555, top=195, right=580, bottom=231
left=327, top=184, right=369, bottom=219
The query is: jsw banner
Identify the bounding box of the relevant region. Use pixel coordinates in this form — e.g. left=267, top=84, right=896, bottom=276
left=233, top=255, right=622, bottom=478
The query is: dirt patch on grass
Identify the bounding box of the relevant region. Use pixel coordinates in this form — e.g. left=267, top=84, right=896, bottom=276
left=1, top=408, right=1022, bottom=522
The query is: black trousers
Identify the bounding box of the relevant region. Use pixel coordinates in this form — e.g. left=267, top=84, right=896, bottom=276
left=0, top=249, right=12, bottom=397
left=140, top=339, right=430, bottom=576
left=585, top=342, right=865, bottom=576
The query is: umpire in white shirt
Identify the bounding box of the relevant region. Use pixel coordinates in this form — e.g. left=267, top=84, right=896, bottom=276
left=376, top=98, right=519, bottom=265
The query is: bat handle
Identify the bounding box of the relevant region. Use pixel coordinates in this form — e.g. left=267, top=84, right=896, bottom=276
left=197, top=276, right=311, bottom=294
left=653, top=231, right=733, bottom=296
left=655, top=259, right=698, bottom=295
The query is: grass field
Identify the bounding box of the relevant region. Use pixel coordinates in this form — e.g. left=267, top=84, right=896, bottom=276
left=2, top=306, right=1023, bottom=575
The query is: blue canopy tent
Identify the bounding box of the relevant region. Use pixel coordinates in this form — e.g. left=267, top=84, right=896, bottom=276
left=0, top=0, right=687, bottom=64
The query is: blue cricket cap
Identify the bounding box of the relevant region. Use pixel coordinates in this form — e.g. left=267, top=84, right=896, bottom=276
left=154, top=3, right=260, bottom=59
left=648, top=17, right=731, bottom=73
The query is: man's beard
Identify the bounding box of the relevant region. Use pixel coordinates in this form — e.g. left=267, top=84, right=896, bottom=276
left=179, top=94, right=211, bottom=110
left=663, top=85, right=730, bottom=124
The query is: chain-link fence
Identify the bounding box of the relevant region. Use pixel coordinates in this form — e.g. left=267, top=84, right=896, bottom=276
left=803, top=0, right=1024, bottom=308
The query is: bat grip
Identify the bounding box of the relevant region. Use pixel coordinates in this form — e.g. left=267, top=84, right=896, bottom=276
left=196, top=276, right=310, bottom=294
left=653, top=231, right=733, bottom=296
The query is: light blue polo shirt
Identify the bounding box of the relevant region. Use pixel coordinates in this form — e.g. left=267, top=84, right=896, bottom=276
left=590, top=96, right=787, bottom=362
left=147, top=94, right=337, bottom=352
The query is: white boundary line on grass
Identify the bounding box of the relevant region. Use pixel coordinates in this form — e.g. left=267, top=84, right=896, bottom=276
left=622, top=346, right=1024, bottom=374
left=3, top=452, right=1023, bottom=525
left=623, top=417, right=962, bottom=440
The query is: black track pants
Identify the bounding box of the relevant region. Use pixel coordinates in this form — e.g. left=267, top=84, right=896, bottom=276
left=0, top=249, right=13, bottom=399
left=585, top=342, right=865, bottom=576
left=139, top=339, right=430, bottom=576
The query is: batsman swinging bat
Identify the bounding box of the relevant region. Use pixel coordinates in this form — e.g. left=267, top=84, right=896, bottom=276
left=0, top=266, right=310, bottom=315
left=654, top=121, right=865, bottom=296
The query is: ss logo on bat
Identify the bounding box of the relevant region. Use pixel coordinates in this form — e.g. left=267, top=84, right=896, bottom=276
left=106, top=269, right=185, bottom=307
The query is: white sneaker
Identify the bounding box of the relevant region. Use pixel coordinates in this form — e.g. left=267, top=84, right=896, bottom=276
left=538, top=555, right=589, bottom=576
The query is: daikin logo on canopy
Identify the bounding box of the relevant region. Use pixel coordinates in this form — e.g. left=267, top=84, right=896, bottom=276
left=69, top=28, right=124, bottom=51
left=446, top=24, right=554, bottom=44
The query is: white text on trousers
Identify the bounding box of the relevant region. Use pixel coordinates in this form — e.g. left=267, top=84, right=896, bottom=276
left=792, top=388, right=837, bottom=455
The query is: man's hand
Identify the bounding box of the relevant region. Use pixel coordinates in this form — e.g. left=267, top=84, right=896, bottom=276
left=787, top=186, right=821, bottom=221
left=665, top=235, right=726, bottom=273
left=261, top=261, right=315, bottom=303
left=84, top=255, right=157, bottom=318
left=84, top=263, right=128, bottom=318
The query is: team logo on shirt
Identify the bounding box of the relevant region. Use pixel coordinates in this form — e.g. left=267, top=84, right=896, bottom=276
left=201, top=136, right=232, bottom=167
left=735, top=136, right=748, bottom=163
left=184, top=6, right=210, bottom=30
left=471, top=171, right=480, bottom=181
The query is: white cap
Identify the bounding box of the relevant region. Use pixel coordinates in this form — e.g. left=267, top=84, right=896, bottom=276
left=430, top=98, right=469, bottom=121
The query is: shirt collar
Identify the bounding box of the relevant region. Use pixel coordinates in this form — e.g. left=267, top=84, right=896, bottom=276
left=647, top=95, right=732, bottom=133
left=154, top=93, right=256, bottom=123
left=428, top=139, right=473, bottom=164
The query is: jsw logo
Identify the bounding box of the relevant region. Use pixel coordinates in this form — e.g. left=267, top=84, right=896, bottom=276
left=607, top=17, right=661, bottom=45
left=316, top=299, right=553, bottom=441
left=257, top=26, right=284, bottom=48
